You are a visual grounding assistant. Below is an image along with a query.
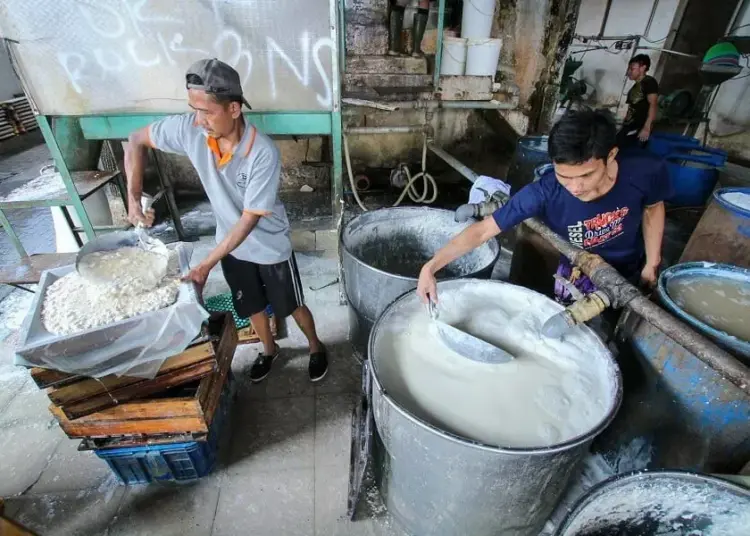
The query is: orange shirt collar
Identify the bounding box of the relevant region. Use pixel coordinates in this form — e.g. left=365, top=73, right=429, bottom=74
left=206, top=125, right=257, bottom=168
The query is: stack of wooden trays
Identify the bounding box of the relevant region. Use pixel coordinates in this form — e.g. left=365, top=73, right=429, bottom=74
left=23, top=313, right=239, bottom=484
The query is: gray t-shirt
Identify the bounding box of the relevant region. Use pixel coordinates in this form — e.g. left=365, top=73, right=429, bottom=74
left=149, top=114, right=292, bottom=265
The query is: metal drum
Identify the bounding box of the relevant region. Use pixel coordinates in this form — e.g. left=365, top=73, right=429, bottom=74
left=680, top=187, right=750, bottom=268
left=595, top=298, right=750, bottom=473
left=368, top=280, right=622, bottom=536
left=658, top=262, right=750, bottom=362
left=506, top=136, right=550, bottom=194
left=555, top=471, right=750, bottom=536
left=341, top=207, right=499, bottom=359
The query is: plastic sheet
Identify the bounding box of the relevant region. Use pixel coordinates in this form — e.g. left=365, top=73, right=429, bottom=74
left=14, top=243, right=209, bottom=379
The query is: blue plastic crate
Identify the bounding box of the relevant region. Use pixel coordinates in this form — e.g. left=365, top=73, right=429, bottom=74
left=95, top=373, right=235, bottom=485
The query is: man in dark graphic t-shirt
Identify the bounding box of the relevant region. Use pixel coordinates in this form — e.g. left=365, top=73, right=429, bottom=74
left=618, top=54, right=659, bottom=149
left=416, top=109, right=671, bottom=306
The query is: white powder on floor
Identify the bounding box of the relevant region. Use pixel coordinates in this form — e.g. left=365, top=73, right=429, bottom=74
left=42, top=247, right=180, bottom=336
left=721, top=191, right=750, bottom=211
left=372, top=280, right=617, bottom=448
left=0, top=170, right=67, bottom=202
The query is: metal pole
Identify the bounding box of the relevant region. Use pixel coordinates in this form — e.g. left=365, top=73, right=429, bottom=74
left=36, top=116, right=96, bottom=240
left=342, top=99, right=517, bottom=112
left=433, top=0, right=446, bottom=88
left=426, top=143, right=478, bottom=182
left=598, top=0, right=614, bottom=38
left=345, top=125, right=427, bottom=135
left=643, top=0, right=660, bottom=38
left=0, top=208, right=27, bottom=257
left=330, top=0, right=344, bottom=221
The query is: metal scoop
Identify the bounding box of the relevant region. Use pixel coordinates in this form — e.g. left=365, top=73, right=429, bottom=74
left=75, top=192, right=169, bottom=286
left=428, top=300, right=514, bottom=364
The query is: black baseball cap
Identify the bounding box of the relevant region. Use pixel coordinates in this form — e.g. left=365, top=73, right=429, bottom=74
left=186, top=58, right=252, bottom=109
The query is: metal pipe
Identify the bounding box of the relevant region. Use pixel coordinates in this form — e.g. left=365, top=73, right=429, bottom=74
left=344, top=126, right=427, bottom=135
left=426, top=143, right=479, bottom=182
left=637, top=46, right=698, bottom=58
left=523, top=217, right=750, bottom=395
left=343, top=100, right=517, bottom=111
left=434, top=0, right=446, bottom=88
left=429, top=145, right=750, bottom=395
left=575, top=34, right=638, bottom=41
left=598, top=0, right=614, bottom=38
left=644, top=0, right=660, bottom=38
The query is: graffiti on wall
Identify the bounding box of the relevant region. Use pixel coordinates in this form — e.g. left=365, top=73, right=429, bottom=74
left=1, top=0, right=334, bottom=113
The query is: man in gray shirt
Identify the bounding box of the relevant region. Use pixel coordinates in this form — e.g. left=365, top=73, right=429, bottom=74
left=124, top=58, right=328, bottom=383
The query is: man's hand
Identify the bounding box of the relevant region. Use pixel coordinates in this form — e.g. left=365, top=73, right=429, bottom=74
left=638, top=126, right=651, bottom=142
left=417, top=264, right=438, bottom=304
left=128, top=205, right=155, bottom=228
left=640, top=263, right=659, bottom=288
left=182, top=262, right=213, bottom=292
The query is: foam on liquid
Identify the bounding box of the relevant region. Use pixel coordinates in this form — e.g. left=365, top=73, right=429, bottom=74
left=373, top=281, right=617, bottom=449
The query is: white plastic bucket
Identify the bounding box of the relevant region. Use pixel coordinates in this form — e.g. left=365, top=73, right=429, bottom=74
left=465, top=38, right=503, bottom=76
left=441, top=37, right=467, bottom=76
left=51, top=188, right=114, bottom=253
left=461, top=0, right=497, bottom=40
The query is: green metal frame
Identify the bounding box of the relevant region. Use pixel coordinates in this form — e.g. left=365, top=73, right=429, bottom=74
left=78, top=113, right=336, bottom=140
left=0, top=0, right=344, bottom=261
left=36, top=116, right=96, bottom=239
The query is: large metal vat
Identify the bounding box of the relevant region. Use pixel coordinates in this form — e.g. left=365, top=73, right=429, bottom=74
left=341, top=207, right=499, bottom=358
left=680, top=187, right=750, bottom=267
left=368, top=280, right=623, bottom=536
left=555, top=471, right=750, bottom=535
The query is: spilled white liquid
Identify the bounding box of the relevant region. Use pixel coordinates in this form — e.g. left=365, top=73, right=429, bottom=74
left=373, top=281, right=617, bottom=448
left=667, top=275, right=750, bottom=342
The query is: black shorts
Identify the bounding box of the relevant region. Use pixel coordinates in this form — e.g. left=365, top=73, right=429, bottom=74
left=221, top=253, right=305, bottom=319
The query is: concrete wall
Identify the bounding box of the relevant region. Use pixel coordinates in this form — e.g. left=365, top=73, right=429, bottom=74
left=492, top=0, right=583, bottom=132
left=572, top=0, right=681, bottom=113
left=0, top=50, right=23, bottom=101
left=155, top=137, right=330, bottom=197
left=705, top=0, right=750, bottom=162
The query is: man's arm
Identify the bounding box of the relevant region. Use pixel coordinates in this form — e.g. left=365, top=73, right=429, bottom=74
left=183, top=209, right=270, bottom=288
left=125, top=115, right=192, bottom=226
left=639, top=93, right=658, bottom=141
left=417, top=218, right=501, bottom=303
left=417, top=180, right=548, bottom=303
left=640, top=201, right=665, bottom=286
left=426, top=218, right=501, bottom=276
left=124, top=127, right=154, bottom=226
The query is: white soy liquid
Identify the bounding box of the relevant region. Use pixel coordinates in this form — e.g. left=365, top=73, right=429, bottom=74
left=372, top=281, right=616, bottom=449
left=667, top=275, right=750, bottom=342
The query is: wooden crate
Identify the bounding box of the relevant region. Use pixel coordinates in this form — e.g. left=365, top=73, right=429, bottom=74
left=29, top=315, right=232, bottom=420
left=50, top=314, right=238, bottom=439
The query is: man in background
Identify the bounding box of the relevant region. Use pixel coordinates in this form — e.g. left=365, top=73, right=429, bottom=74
left=618, top=54, right=659, bottom=149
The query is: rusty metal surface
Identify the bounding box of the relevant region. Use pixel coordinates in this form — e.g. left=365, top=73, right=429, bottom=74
left=679, top=199, right=750, bottom=268
left=0, top=0, right=333, bottom=114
